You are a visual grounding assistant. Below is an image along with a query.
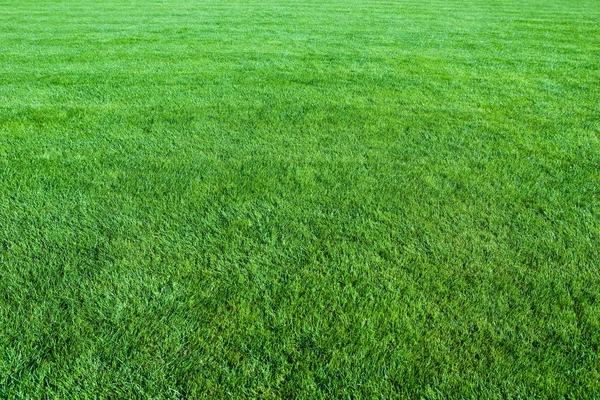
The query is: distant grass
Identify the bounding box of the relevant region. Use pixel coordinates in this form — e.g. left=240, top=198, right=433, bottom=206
left=1, top=0, right=599, bottom=397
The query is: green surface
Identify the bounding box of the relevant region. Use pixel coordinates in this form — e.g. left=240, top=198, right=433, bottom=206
left=1, top=0, right=599, bottom=397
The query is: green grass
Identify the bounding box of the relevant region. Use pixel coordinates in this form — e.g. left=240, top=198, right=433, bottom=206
left=1, top=0, right=599, bottom=397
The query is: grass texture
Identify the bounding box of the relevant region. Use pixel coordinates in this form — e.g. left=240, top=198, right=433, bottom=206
left=1, top=0, right=599, bottom=397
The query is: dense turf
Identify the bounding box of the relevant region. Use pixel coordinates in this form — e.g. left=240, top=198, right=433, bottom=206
left=1, top=0, right=599, bottom=397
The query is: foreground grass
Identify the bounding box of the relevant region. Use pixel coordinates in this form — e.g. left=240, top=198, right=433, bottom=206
left=1, top=0, right=599, bottom=397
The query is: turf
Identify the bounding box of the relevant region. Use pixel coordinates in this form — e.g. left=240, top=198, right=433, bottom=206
left=1, top=0, right=599, bottom=397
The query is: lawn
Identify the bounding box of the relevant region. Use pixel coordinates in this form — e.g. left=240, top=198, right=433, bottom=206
left=1, top=0, right=599, bottom=397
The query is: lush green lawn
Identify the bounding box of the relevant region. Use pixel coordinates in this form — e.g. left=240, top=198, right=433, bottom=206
left=1, top=0, right=599, bottom=397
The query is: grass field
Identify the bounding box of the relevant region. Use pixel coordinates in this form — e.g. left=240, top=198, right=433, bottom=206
left=1, top=0, right=599, bottom=397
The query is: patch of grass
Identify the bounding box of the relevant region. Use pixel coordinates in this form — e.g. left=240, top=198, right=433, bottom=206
left=1, top=0, right=599, bottom=397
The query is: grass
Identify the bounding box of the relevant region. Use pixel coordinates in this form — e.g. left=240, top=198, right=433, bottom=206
left=1, top=0, right=599, bottom=397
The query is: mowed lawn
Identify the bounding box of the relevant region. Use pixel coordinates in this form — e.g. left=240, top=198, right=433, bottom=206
left=1, top=0, right=599, bottom=397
